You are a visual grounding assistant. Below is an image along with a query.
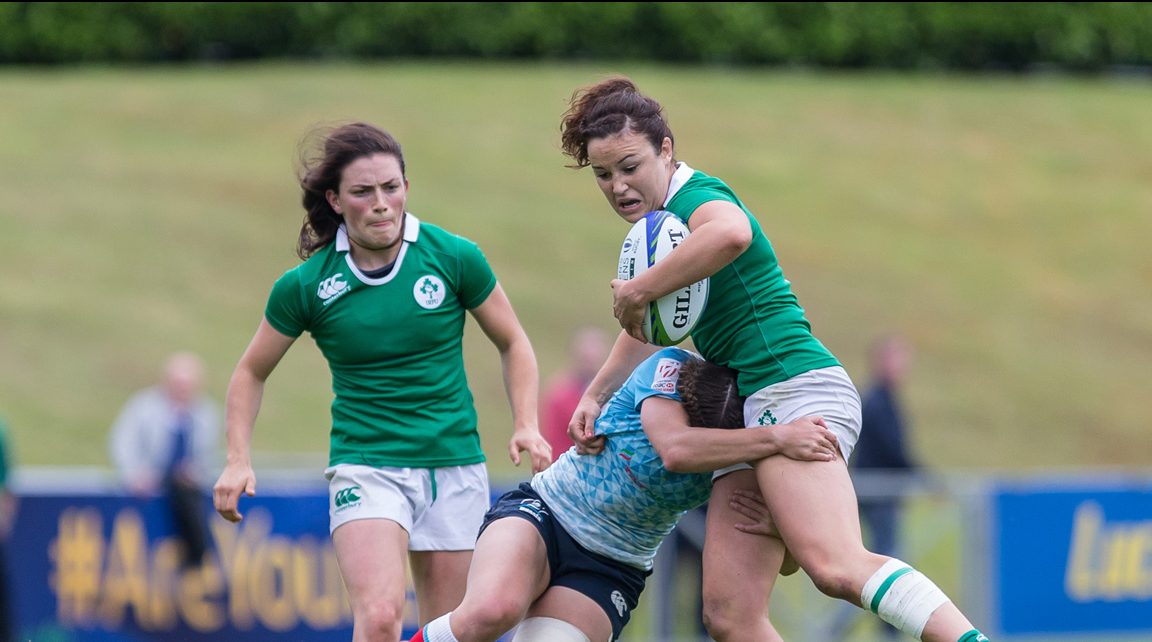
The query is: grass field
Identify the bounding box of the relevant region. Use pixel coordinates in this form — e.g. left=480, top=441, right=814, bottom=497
left=1, top=61, right=1149, bottom=642
left=0, top=61, right=1149, bottom=478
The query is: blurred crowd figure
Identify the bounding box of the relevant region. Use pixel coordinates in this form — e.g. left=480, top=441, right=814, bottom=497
left=0, top=413, right=15, bottom=642
left=854, top=334, right=920, bottom=560
left=109, top=352, right=221, bottom=568
left=539, top=325, right=611, bottom=461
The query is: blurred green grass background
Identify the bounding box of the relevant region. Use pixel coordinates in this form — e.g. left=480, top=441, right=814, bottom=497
left=1, top=62, right=1149, bottom=478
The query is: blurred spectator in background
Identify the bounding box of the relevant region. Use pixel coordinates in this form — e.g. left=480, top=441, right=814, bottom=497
left=539, top=325, right=610, bottom=461
left=853, top=333, right=919, bottom=559
left=109, top=352, right=221, bottom=568
left=0, top=413, right=15, bottom=642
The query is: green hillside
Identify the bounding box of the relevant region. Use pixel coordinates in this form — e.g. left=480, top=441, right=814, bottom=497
left=1, top=62, right=1149, bottom=476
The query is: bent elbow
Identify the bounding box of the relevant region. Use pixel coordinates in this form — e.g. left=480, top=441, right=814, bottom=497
left=727, top=225, right=753, bottom=255
left=658, top=444, right=694, bottom=473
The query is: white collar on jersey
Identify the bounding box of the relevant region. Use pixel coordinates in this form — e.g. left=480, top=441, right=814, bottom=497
left=662, top=162, right=696, bottom=208
left=335, top=212, right=421, bottom=252
left=334, top=212, right=422, bottom=286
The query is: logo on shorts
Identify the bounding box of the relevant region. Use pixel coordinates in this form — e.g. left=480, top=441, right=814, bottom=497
left=516, top=499, right=548, bottom=522
left=334, top=485, right=363, bottom=512
left=610, top=590, right=628, bottom=617
left=413, top=275, right=446, bottom=309
left=756, top=408, right=778, bottom=426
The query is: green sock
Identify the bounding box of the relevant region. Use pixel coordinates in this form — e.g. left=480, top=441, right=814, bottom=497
left=957, top=630, right=988, bottom=642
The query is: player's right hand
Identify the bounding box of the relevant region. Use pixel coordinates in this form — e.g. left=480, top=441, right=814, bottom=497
left=610, top=278, right=650, bottom=343
left=771, top=415, right=839, bottom=462
left=213, top=460, right=257, bottom=523
left=568, top=395, right=606, bottom=455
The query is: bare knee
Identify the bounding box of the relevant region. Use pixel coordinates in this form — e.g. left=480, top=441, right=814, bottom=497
left=802, top=556, right=862, bottom=603
left=803, top=550, right=891, bottom=604
left=702, top=591, right=766, bottom=641
left=353, top=599, right=405, bottom=641
left=457, top=596, right=526, bottom=639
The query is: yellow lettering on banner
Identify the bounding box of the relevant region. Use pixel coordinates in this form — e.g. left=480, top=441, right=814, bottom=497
left=293, top=535, right=347, bottom=628
left=99, top=510, right=153, bottom=628
left=211, top=510, right=261, bottom=629
left=1066, top=502, right=1102, bottom=601
left=47, top=502, right=358, bottom=635
left=1065, top=501, right=1152, bottom=602
left=250, top=536, right=297, bottom=631
left=146, top=538, right=180, bottom=629
left=49, top=508, right=105, bottom=625
left=1100, top=529, right=1131, bottom=599
left=179, top=555, right=226, bottom=631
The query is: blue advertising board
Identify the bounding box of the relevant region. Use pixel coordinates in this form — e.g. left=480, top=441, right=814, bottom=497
left=992, top=478, right=1152, bottom=637
left=11, top=489, right=360, bottom=641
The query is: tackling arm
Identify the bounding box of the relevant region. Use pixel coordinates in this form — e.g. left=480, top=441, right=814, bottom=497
left=641, top=396, right=838, bottom=473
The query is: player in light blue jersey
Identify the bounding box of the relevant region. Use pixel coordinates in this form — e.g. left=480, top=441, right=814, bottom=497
left=410, top=348, right=837, bottom=642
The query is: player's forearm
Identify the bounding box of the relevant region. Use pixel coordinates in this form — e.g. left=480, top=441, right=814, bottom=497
left=223, top=368, right=265, bottom=464
left=629, top=215, right=750, bottom=302
left=657, top=427, right=776, bottom=473
left=500, top=333, right=540, bottom=433
left=584, top=332, right=658, bottom=404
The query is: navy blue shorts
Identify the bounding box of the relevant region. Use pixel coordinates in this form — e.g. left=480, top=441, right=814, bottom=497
left=480, top=483, right=651, bottom=641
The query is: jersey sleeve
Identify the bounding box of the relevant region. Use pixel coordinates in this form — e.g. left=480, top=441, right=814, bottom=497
left=628, top=349, right=689, bottom=410
left=456, top=237, right=498, bottom=309
left=263, top=268, right=308, bottom=338
left=669, top=186, right=740, bottom=224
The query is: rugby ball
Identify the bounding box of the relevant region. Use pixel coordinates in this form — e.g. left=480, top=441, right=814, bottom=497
left=617, top=211, right=709, bottom=346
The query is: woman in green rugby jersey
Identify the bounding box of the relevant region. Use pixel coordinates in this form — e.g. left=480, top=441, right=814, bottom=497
left=559, top=78, right=987, bottom=642
left=213, top=122, right=552, bottom=642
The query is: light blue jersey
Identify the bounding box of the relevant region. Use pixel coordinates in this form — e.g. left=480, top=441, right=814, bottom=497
left=530, top=348, right=714, bottom=570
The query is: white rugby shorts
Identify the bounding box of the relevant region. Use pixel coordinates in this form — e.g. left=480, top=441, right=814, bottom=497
left=325, top=462, right=490, bottom=551
left=713, top=365, right=862, bottom=480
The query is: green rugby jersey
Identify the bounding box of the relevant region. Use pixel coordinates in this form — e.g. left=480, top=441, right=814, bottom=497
left=664, top=164, right=840, bottom=395
left=264, top=214, right=497, bottom=468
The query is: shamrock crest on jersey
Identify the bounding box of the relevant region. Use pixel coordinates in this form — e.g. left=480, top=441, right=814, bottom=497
left=756, top=408, right=778, bottom=426
left=413, top=275, right=446, bottom=309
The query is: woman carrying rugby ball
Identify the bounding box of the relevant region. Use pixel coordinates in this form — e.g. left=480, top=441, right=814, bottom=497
left=559, top=77, right=988, bottom=642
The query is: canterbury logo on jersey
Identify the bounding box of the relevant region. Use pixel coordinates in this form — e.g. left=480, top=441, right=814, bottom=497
left=334, top=485, right=363, bottom=511
left=318, top=274, right=351, bottom=305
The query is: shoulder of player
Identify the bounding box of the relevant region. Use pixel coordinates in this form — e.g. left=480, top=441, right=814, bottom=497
left=636, top=347, right=697, bottom=374
left=274, top=244, right=340, bottom=287
left=667, top=169, right=743, bottom=217
left=408, top=218, right=486, bottom=257
left=678, top=168, right=735, bottom=194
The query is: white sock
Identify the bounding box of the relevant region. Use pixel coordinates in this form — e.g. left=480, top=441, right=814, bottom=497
left=511, top=616, right=591, bottom=642
left=421, top=612, right=460, bottom=642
